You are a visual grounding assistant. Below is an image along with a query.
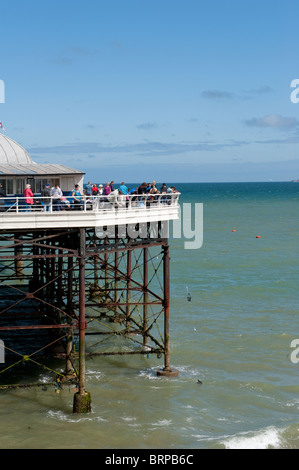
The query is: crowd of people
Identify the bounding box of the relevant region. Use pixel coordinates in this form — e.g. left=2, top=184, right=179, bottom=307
left=19, top=180, right=179, bottom=212
left=83, top=180, right=179, bottom=208
left=84, top=180, right=179, bottom=197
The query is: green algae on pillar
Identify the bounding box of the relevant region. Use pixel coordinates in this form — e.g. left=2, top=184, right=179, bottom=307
left=73, top=391, right=91, bottom=413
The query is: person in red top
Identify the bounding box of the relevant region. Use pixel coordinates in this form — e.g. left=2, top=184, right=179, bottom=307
left=91, top=184, right=99, bottom=196
left=23, top=184, right=34, bottom=212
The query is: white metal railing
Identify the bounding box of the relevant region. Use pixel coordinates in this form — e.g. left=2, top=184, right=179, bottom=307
left=0, top=192, right=180, bottom=214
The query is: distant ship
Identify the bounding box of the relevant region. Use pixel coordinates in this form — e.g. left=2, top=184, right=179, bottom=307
left=291, top=179, right=299, bottom=182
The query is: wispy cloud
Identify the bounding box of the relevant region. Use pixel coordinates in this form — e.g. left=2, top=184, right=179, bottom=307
left=52, top=46, right=100, bottom=66
left=202, top=90, right=234, bottom=100
left=109, top=41, right=124, bottom=50
left=246, top=85, right=273, bottom=95
left=52, top=57, right=73, bottom=66
left=28, top=139, right=244, bottom=159
left=245, top=114, right=299, bottom=130
left=202, top=85, right=273, bottom=101
left=27, top=133, right=299, bottom=164
left=136, top=122, right=158, bottom=130
left=67, top=46, right=100, bottom=57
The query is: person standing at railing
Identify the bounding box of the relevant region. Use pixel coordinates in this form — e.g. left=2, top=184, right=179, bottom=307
left=51, top=184, right=63, bottom=211
left=0, top=183, right=6, bottom=212
left=160, top=183, right=167, bottom=204
left=138, top=182, right=148, bottom=195
left=149, top=181, right=159, bottom=195
left=72, top=184, right=83, bottom=210
left=160, top=183, right=167, bottom=194
left=148, top=181, right=159, bottom=205
left=91, top=184, right=99, bottom=196
left=23, top=184, right=34, bottom=212
left=85, top=181, right=92, bottom=196
left=102, top=182, right=111, bottom=203
left=41, top=183, right=51, bottom=212
left=118, top=182, right=128, bottom=195
left=103, top=182, right=111, bottom=196
left=0, top=183, right=6, bottom=197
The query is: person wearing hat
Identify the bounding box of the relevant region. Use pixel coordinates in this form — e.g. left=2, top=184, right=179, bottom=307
left=98, top=184, right=103, bottom=195
left=41, top=183, right=51, bottom=212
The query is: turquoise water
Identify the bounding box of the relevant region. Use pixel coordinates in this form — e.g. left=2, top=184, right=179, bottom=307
left=1, top=182, right=299, bottom=449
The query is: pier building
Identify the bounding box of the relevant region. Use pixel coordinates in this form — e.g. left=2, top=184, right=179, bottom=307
left=0, top=133, right=84, bottom=194
left=0, top=134, right=180, bottom=412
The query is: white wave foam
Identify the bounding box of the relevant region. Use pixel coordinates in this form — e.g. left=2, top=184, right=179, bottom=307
left=139, top=368, right=160, bottom=380
left=47, top=409, right=95, bottom=423
left=121, top=416, right=137, bottom=422
left=151, top=419, right=172, bottom=427
left=86, top=369, right=104, bottom=380
left=222, top=427, right=282, bottom=449
left=139, top=365, right=204, bottom=381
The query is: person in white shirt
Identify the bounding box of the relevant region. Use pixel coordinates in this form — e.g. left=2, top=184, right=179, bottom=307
left=116, top=190, right=126, bottom=208
left=51, top=184, right=63, bottom=211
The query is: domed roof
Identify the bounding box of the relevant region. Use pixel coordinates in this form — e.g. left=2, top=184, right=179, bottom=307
left=0, top=133, right=34, bottom=165
left=0, top=132, right=85, bottom=177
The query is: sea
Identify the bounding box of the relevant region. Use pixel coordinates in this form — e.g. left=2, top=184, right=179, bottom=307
left=1, top=181, right=299, bottom=451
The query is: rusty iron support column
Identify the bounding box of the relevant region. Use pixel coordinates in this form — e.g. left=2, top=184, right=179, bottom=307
left=45, top=239, right=51, bottom=313
left=143, top=247, right=148, bottom=347
left=104, top=238, right=109, bottom=300
left=157, top=243, right=178, bottom=377
left=73, top=228, right=91, bottom=412
left=39, top=233, right=45, bottom=299
left=57, top=254, right=63, bottom=309
left=114, top=247, right=119, bottom=319
left=32, top=238, right=38, bottom=289
left=126, top=249, right=132, bottom=331
left=93, top=232, right=99, bottom=286
left=50, top=240, right=55, bottom=301
left=65, top=251, right=74, bottom=377
left=14, top=233, right=23, bottom=277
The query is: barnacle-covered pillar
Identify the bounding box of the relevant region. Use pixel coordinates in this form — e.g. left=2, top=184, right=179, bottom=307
left=73, top=228, right=91, bottom=413
left=157, top=243, right=178, bottom=377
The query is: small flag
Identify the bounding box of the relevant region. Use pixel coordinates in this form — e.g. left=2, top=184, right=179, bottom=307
left=0, top=122, right=6, bottom=132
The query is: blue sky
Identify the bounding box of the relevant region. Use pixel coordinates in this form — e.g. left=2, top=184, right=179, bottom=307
left=1, top=0, right=299, bottom=183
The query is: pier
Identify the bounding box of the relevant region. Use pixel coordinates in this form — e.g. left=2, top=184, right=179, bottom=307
left=0, top=134, right=180, bottom=412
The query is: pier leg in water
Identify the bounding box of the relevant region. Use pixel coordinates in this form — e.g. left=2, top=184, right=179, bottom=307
left=73, top=228, right=91, bottom=413
left=157, top=243, right=178, bottom=378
